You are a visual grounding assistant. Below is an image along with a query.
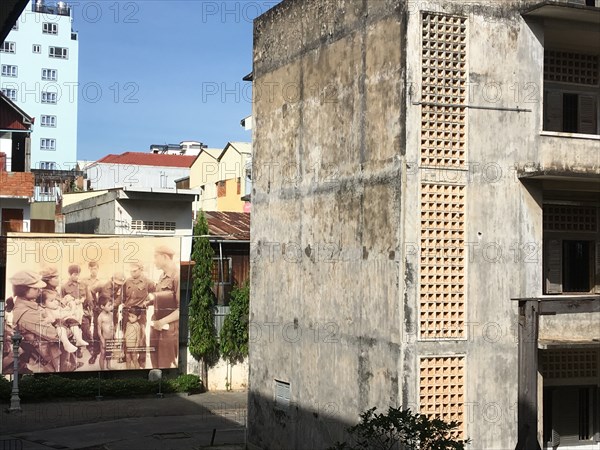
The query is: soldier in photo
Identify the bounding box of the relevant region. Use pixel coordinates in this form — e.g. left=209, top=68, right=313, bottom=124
left=145, top=245, right=180, bottom=369
left=81, top=261, right=102, bottom=365
left=124, top=262, right=155, bottom=368
left=7, top=271, right=62, bottom=372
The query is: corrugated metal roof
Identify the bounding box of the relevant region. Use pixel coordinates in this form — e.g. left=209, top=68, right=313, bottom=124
left=205, top=211, right=250, bottom=241
left=95, top=152, right=195, bottom=168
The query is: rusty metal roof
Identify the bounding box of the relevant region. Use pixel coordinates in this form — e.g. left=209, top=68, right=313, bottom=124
left=205, top=211, right=250, bottom=241
left=96, top=152, right=195, bottom=168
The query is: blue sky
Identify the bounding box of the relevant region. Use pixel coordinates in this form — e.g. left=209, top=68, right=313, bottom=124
left=75, top=1, right=281, bottom=161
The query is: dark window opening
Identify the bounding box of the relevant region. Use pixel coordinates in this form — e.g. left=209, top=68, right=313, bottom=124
left=563, top=93, right=578, bottom=132
left=562, top=240, right=592, bottom=292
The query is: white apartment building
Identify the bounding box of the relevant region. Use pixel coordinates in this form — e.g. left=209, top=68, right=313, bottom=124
left=0, top=0, right=78, bottom=171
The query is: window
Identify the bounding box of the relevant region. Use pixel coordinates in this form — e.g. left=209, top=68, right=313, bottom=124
left=49, top=46, right=67, bottom=59
left=41, top=91, right=57, bottom=104
left=211, top=257, right=232, bottom=284
left=41, top=115, right=56, bottom=127
left=12, top=23, right=18, bottom=30
left=544, top=50, right=600, bottom=135
left=237, top=177, right=241, bottom=195
left=40, top=161, right=57, bottom=170
left=0, top=42, right=15, bottom=53
left=274, top=380, right=291, bottom=411
left=1, top=88, right=17, bottom=101
left=40, top=138, right=56, bottom=151
left=543, top=386, right=599, bottom=447
left=217, top=180, right=226, bottom=197
left=42, top=22, right=58, bottom=35
left=130, top=220, right=176, bottom=232
left=1, top=65, right=17, bottom=77
left=41, top=68, right=57, bottom=81
left=32, top=44, right=41, bottom=54
left=543, top=204, right=599, bottom=294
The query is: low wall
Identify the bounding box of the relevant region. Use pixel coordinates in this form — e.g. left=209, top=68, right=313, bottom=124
left=185, top=350, right=248, bottom=391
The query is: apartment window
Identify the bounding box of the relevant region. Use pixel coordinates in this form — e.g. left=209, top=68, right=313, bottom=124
left=0, top=42, right=15, bottom=53
left=49, top=46, right=67, bottom=59
left=211, top=257, right=232, bottom=284
left=32, top=44, right=41, bottom=54
left=237, top=177, right=241, bottom=195
left=1, top=65, right=17, bottom=77
left=40, top=161, right=57, bottom=170
left=41, top=68, right=57, bottom=81
left=41, top=91, right=57, bottom=104
left=544, top=50, right=600, bottom=135
left=40, top=138, right=56, bottom=151
left=543, top=205, right=599, bottom=294
left=1, top=88, right=17, bottom=102
left=217, top=180, right=226, bottom=197
left=130, top=220, right=176, bottom=232
left=41, top=115, right=56, bottom=127
left=42, top=22, right=58, bottom=35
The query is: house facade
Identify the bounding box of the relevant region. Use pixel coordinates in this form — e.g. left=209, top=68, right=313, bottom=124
left=185, top=211, right=251, bottom=391
left=188, top=142, right=252, bottom=213
left=84, top=152, right=195, bottom=191
left=248, top=1, right=600, bottom=449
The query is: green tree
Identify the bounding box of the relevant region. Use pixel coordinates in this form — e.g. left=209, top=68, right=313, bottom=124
left=330, top=406, right=469, bottom=450
left=219, top=281, right=250, bottom=365
left=189, top=211, right=220, bottom=386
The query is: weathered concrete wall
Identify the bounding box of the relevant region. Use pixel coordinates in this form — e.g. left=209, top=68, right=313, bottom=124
left=249, top=1, right=599, bottom=449
left=540, top=313, right=600, bottom=341
left=63, top=196, right=114, bottom=234
left=250, top=0, right=406, bottom=448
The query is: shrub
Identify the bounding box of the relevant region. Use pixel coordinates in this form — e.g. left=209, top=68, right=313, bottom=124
left=0, top=373, right=204, bottom=403
left=220, top=281, right=250, bottom=365
left=330, top=406, right=469, bottom=450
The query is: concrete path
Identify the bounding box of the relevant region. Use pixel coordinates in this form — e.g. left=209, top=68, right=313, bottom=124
left=0, top=391, right=247, bottom=450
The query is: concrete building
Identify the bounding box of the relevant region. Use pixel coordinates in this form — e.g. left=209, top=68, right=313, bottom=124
left=0, top=0, right=79, bottom=171
left=84, top=152, right=195, bottom=191
left=62, top=187, right=198, bottom=262
left=150, top=140, right=206, bottom=156
left=248, top=1, right=600, bottom=449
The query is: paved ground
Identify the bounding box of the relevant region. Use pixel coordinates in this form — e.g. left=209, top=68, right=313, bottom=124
left=0, top=391, right=247, bottom=450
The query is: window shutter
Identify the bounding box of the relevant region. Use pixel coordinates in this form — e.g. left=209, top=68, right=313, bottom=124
left=545, top=239, right=562, bottom=294
left=578, top=95, right=597, bottom=135
left=544, top=90, right=563, bottom=132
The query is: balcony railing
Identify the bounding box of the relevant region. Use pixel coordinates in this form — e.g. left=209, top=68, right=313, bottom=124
left=32, top=2, right=71, bottom=17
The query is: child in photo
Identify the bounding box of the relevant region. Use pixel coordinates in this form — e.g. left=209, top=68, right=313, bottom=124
left=124, top=306, right=144, bottom=369
left=61, top=264, right=88, bottom=324
left=39, top=289, right=88, bottom=353
left=97, top=295, right=115, bottom=370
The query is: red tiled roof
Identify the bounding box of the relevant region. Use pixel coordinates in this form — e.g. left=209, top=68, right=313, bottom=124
left=96, top=152, right=195, bottom=168
left=205, top=211, right=250, bottom=241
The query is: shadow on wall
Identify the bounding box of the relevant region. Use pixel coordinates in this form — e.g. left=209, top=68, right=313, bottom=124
left=247, top=390, right=353, bottom=450
left=65, top=218, right=100, bottom=234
